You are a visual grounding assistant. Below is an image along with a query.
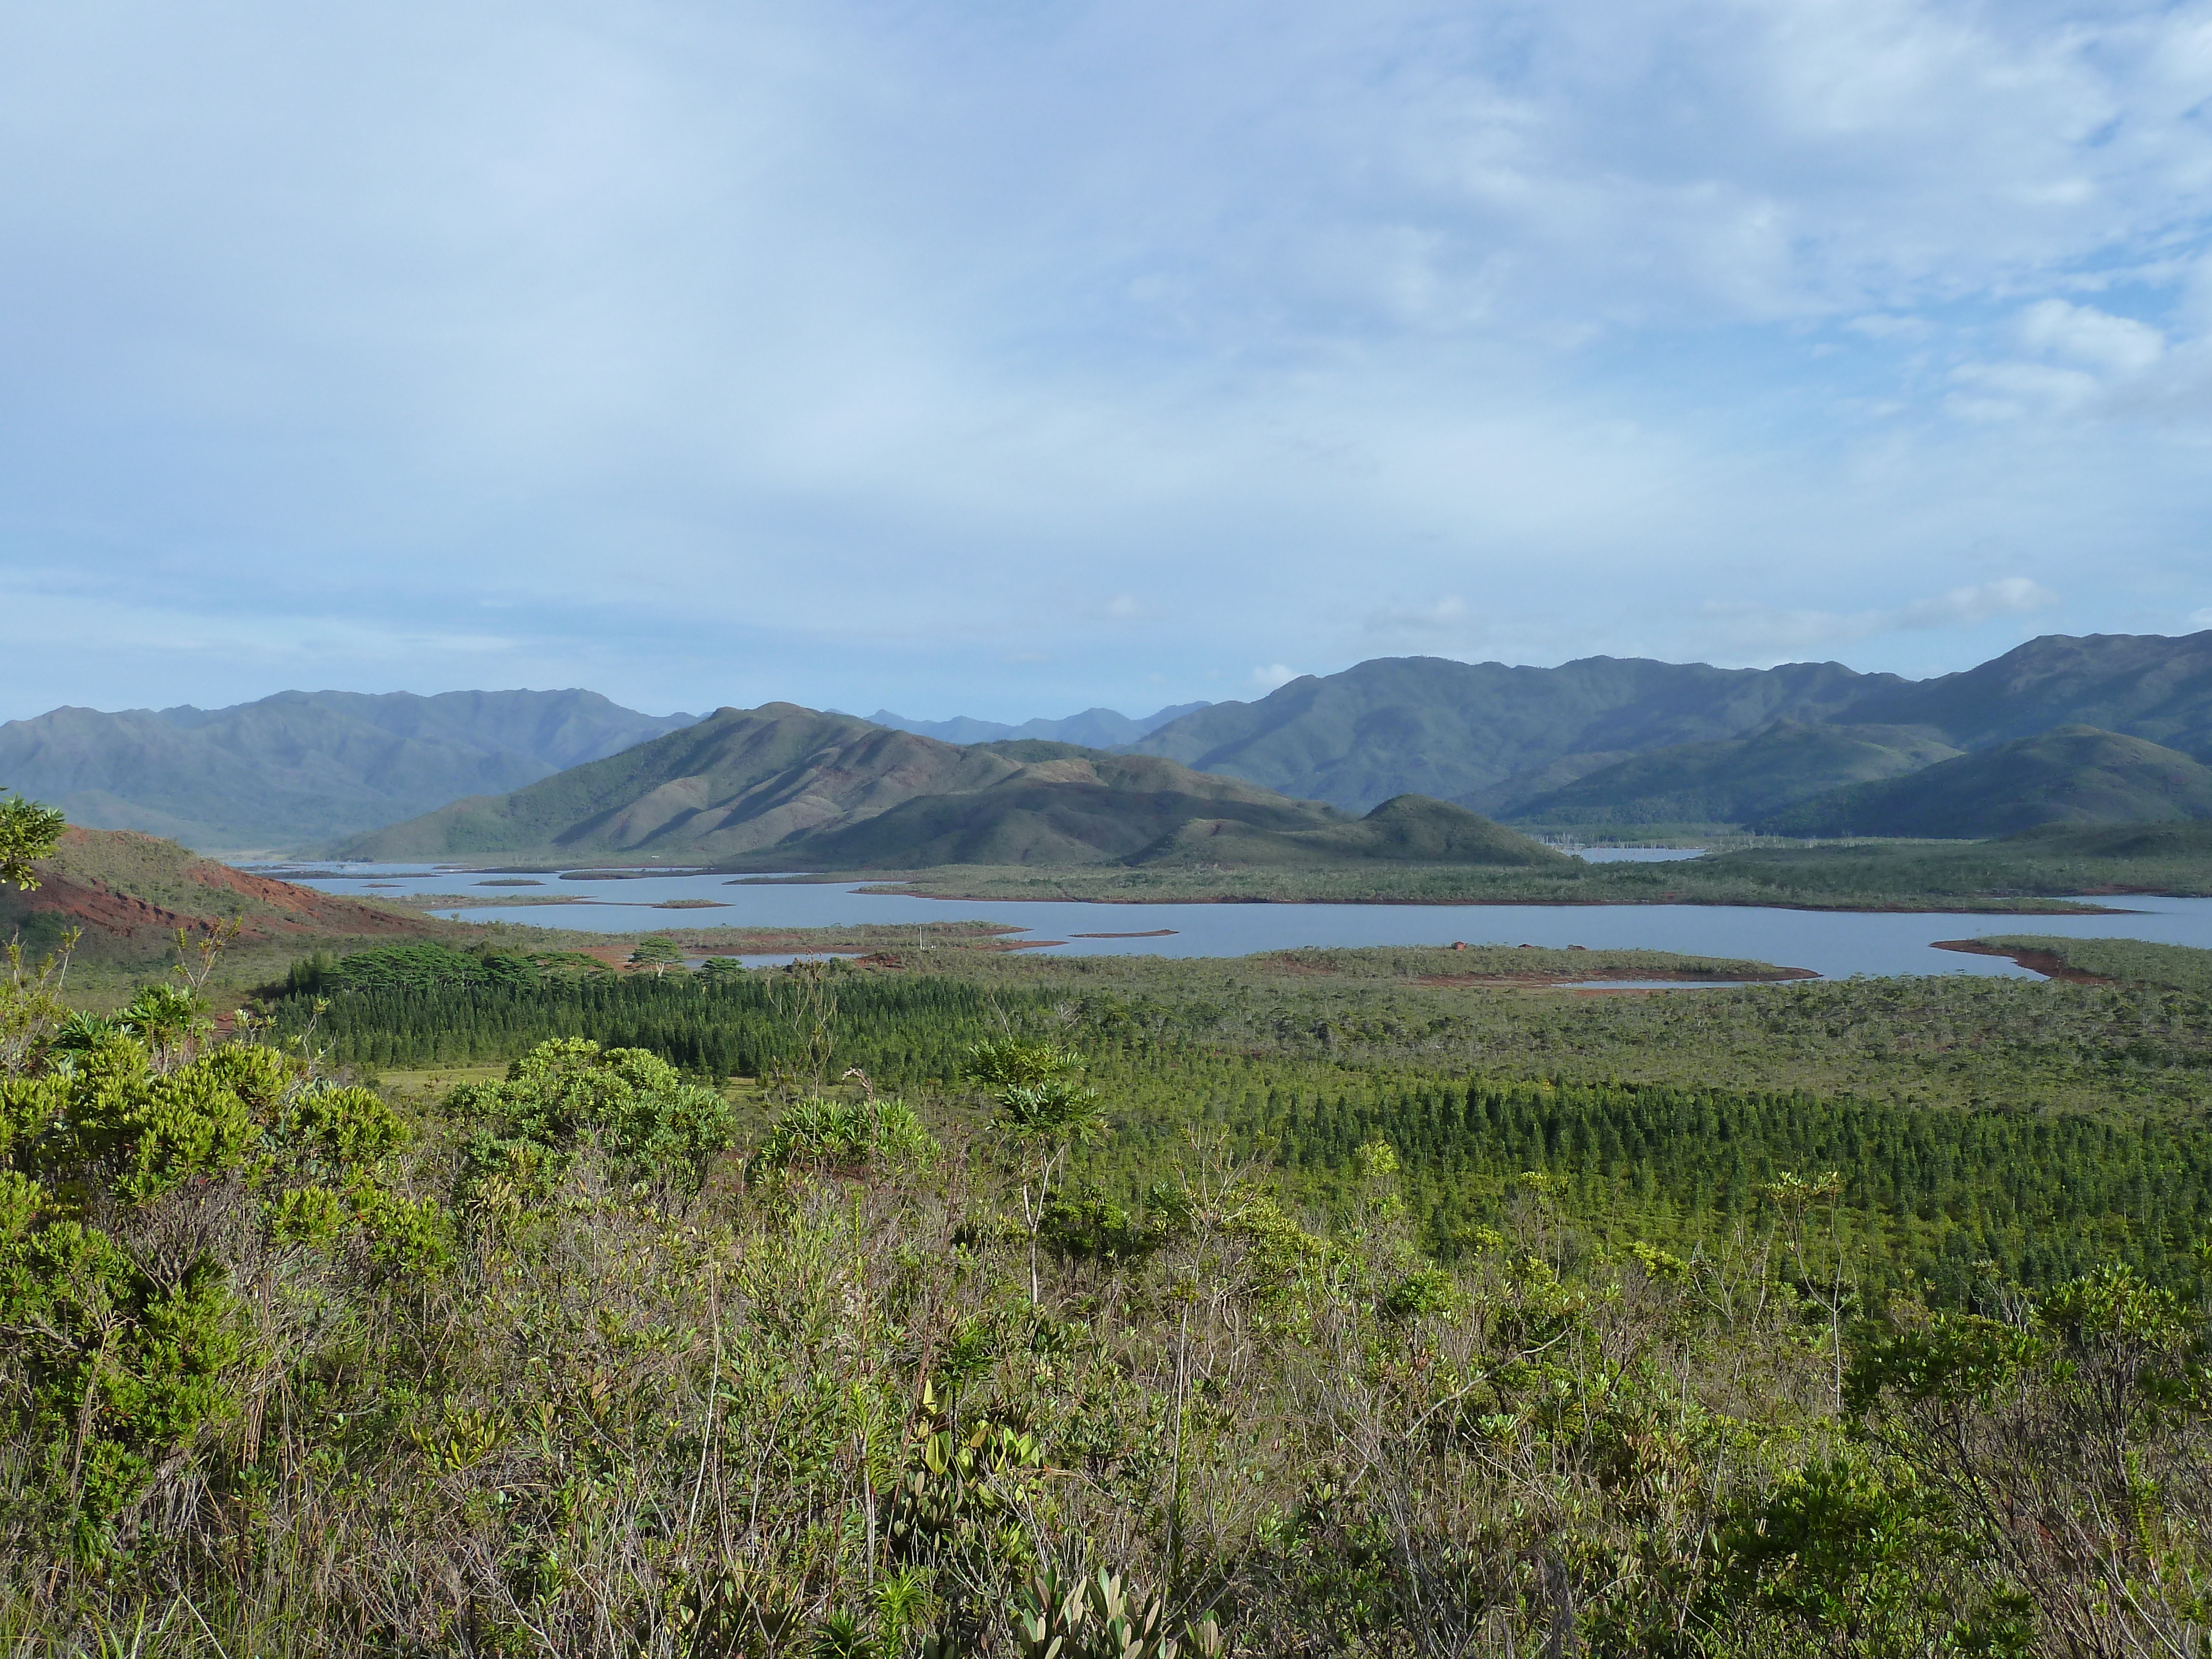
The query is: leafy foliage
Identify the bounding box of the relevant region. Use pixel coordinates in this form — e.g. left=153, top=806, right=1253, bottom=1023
left=0, top=794, right=67, bottom=890
left=451, top=1036, right=740, bottom=1200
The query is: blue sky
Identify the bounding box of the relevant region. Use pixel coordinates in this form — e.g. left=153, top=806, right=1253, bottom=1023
left=5, top=0, right=2212, bottom=723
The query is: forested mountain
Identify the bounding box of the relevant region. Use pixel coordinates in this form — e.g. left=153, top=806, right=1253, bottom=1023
left=0, top=689, right=696, bottom=852
left=1133, top=630, right=2212, bottom=824
left=860, top=700, right=1208, bottom=746
left=1128, top=655, right=1895, bottom=813
left=1847, top=629, right=2212, bottom=753
left=1759, top=727, right=2212, bottom=838
left=1482, top=719, right=1964, bottom=826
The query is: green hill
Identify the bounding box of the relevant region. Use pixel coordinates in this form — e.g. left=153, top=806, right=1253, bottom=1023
left=0, top=689, right=695, bottom=853
left=1489, top=719, right=1961, bottom=827
left=1757, top=727, right=2212, bottom=838
left=1998, top=820, right=2212, bottom=859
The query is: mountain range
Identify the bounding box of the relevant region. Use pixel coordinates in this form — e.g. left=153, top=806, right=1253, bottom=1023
left=15, top=629, right=2212, bottom=857
left=0, top=690, right=696, bottom=852
left=335, top=706, right=1563, bottom=869
left=1126, top=631, right=2212, bottom=818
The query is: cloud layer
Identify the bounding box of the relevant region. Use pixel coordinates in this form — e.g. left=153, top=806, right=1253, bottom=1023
left=4, top=0, right=2212, bottom=719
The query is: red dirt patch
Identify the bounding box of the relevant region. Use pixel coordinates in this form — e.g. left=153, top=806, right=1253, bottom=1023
left=15, top=836, right=425, bottom=946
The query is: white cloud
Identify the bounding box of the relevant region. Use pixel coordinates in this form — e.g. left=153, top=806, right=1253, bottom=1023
left=1249, top=664, right=1298, bottom=693
left=4, top=2, right=2212, bottom=716
left=1948, top=300, right=2173, bottom=421
left=1360, top=595, right=1485, bottom=651
left=1947, top=361, right=2105, bottom=421
left=1094, top=592, right=1162, bottom=623
left=1700, top=578, right=2059, bottom=659
left=2017, top=300, right=2166, bottom=376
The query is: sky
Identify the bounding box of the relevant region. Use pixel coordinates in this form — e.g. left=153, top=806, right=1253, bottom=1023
left=5, top=0, right=2212, bottom=724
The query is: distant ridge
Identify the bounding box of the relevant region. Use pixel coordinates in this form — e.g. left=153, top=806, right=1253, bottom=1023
left=1129, top=655, right=1892, bottom=814
left=857, top=702, right=1208, bottom=747
left=0, top=689, right=697, bottom=853
left=1131, top=631, right=2212, bottom=824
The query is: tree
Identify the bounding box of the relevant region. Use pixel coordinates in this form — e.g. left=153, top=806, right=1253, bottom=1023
left=626, top=937, right=685, bottom=977
left=0, top=795, right=66, bottom=891
left=967, top=1037, right=1108, bottom=1301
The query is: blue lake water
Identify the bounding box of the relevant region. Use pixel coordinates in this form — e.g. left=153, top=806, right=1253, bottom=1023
left=258, top=860, right=2212, bottom=983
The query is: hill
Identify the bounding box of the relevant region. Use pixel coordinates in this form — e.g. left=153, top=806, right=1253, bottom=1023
left=859, top=701, right=1208, bottom=747
left=0, top=689, right=696, bottom=853
left=332, top=705, right=1027, bottom=860
left=1128, top=654, right=1894, bottom=813
left=331, top=708, right=1284, bottom=862
left=1998, top=820, right=2212, bottom=859
left=335, top=705, right=1559, bottom=871
left=1756, top=727, right=2212, bottom=838
left=1485, top=719, right=1962, bottom=826
left=741, top=750, right=1340, bottom=868
left=0, top=825, right=436, bottom=964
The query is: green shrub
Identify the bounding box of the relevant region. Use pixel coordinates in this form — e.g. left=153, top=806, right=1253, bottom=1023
left=748, top=1095, right=936, bottom=1180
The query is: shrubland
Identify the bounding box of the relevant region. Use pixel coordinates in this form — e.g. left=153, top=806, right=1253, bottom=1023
left=2, top=921, right=2211, bottom=1655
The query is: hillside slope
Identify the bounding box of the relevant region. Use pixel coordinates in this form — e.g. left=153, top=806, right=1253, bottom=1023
left=1848, top=630, right=2212, bottom=757
left=342, top=711, right=1347, bottom=865
left=1128, top=655, right=1893, bottom=813
left=1758, top=727, right=2212, bottom=838
left=1, top=826, right=434, bottom=962
left=1490, top=720, right=1963, bottom=827
left=0, top=689, right=696, bottom=852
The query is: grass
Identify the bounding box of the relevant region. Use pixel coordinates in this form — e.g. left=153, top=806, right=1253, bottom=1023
left=14, top=935, right=2212, bottom=1652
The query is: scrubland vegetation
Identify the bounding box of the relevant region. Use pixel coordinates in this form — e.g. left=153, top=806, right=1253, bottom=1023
left=4, top=906, right=2212, bottom=1656
left=863, top=855, right=2112, bottom=911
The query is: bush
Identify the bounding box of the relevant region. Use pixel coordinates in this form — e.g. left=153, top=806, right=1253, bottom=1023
left=452, top=1036, right=740, bottom=1200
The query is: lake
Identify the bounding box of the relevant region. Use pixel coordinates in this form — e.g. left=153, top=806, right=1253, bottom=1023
left=261, top=859, right=2212, bottom=982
